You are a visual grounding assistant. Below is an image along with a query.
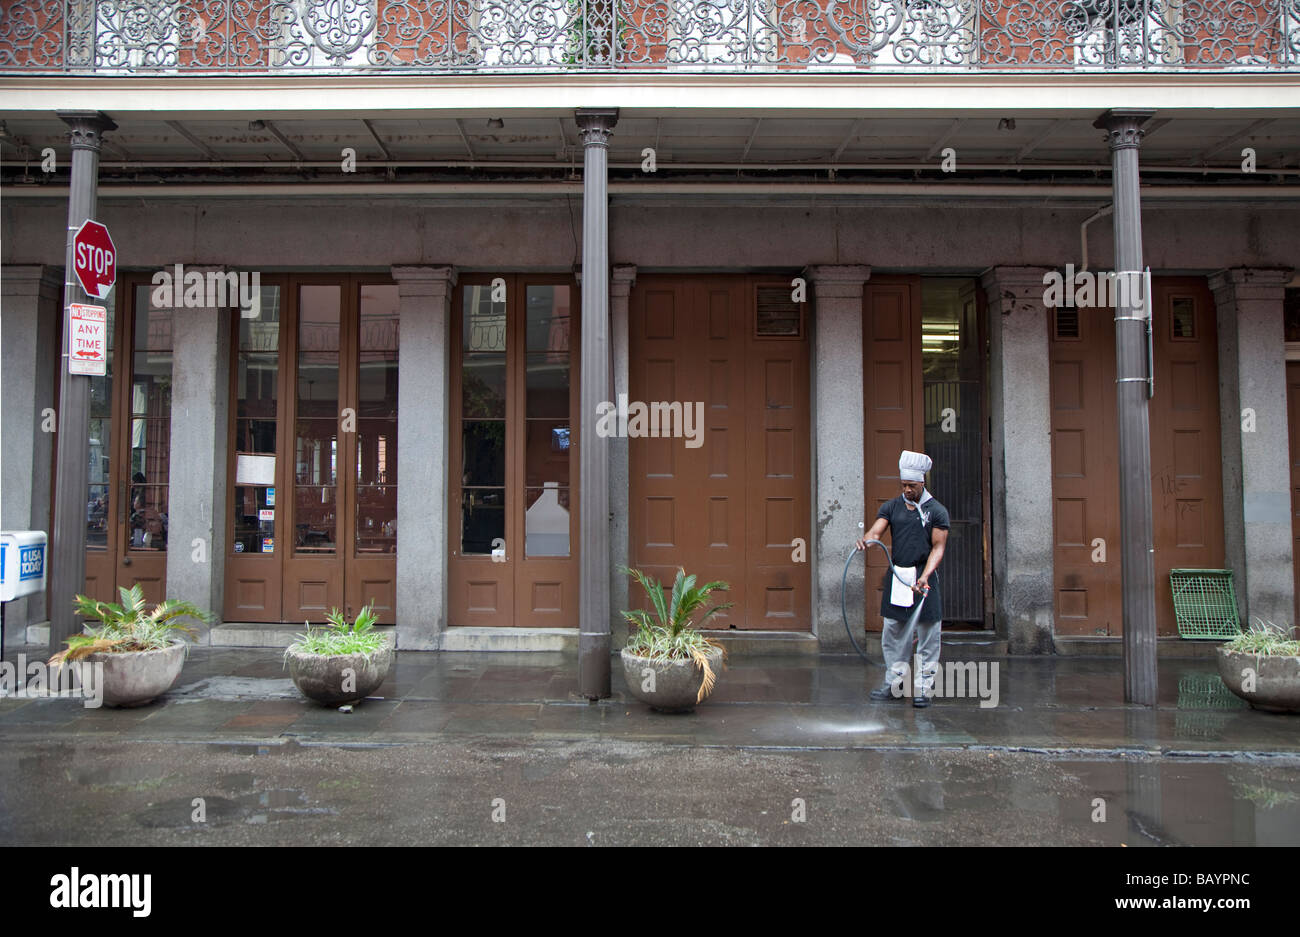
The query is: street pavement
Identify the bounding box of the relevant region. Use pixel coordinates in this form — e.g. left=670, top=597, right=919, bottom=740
left=1, top=649, right=1297, bottom=846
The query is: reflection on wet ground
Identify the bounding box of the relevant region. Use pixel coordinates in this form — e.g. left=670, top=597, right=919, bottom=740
left=0, top=738, right=1296, bottom=845
left=1, top=649, right=1297, bottom=844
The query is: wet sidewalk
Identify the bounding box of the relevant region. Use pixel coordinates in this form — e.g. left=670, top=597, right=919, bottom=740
left=1, top=648, right=1295, bottom=755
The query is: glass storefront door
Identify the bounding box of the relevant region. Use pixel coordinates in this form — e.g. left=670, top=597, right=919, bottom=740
left=448, top=275, right=580, bottom=626
left=224, top=275, right=399, bottom=623
left=79, top=279, right=173, bottom=605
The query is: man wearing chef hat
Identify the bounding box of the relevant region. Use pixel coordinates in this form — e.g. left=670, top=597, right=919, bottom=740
left=856, top=450, right=951, bottom=707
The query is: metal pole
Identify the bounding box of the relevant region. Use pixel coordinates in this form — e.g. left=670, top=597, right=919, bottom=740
left=49, top=112, right=115, bottom=656
left=575, top=108, right=618, bottom=700
left=1094, top=109, right=1157, bottom=706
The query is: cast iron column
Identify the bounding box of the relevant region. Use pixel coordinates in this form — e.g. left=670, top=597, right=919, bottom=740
left=49, top=112, right=115, bottom=654
left=576, top=108, right=618, bottom=700
left=1095, top=109, right=1157, bottom=705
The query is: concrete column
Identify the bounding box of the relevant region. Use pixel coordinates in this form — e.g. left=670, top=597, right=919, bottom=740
left=1, top=265, right=61, bottom=639
left=981, top=267, right=1056, bottom=654
left=49, top=111, right=115, bottom=654
left=392, top=264, right=456, bottom=650
left=1096, top=108, right=1157, bottom=705
left=608, top=264, right=636, bottom=632
left=576, top=107, right=618, bottom=699
left=1209, top=268, right=1295, bottom=628
left=165, top=273, right=232, bottom=618
left=804, top=265, right=870, bottom=650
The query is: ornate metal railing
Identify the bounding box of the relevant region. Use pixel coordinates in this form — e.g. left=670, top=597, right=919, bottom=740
left=1, top=0, right=1298, bottom=73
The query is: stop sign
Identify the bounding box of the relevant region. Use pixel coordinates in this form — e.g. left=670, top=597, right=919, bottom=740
left=73, top=220, right=116, bottom=299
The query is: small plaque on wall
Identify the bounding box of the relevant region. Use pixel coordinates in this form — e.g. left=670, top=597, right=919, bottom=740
left=236, top=454, right=275, bottom=486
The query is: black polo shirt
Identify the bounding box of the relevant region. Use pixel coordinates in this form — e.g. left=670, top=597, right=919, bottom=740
left=876, top=493, right=950, bottom=622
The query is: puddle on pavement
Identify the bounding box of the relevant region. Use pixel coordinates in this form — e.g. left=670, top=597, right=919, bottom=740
left=168, top=676, right=300, bottom=701
left=134, top=788, right=337, bottom=828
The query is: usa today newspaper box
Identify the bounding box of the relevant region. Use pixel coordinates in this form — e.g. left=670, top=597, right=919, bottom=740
left=0, top=530, right=47, bottom=603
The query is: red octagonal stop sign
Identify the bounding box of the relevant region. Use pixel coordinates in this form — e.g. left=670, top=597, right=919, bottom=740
left=73, top=219, right=116, bottom=299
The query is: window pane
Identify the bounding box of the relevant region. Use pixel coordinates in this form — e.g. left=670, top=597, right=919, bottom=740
left=358, top=284, right=399, bottom=418
left=236, top=418, right=277, bottom=455
left=127, top=484, right=168, bottom=551
left=294, top=486, right=336, bottom=553
left=463, top=354, right=507, bottom=418
left=525, top=485, right=569, bottom=557
left=461, top=488, right=505, bottom=555
left=240, top=286, right=281, bottom=351
left=298, top=285, right=340, bottom=417
left=87, top=484, right=109, bottom=549
left=461, top=421, right=505, bottom=487
left=526, top=419, right=570, bottom=488
left=295, top=423, right=338, bottom=485
left=526, top=285, right=571, bottom=352
left=237, top=352, right=279, bottom=417
left=525, top=355, right=569, bottom=418
left=233, top=486, right=276, bottom=554
left=356, top=420, right=397, bottom=485
left=463, top=285, right=507, bottom=352
left=355, top=485, right=397, bottom=554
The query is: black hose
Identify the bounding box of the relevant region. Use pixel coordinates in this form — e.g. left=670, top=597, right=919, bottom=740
left=841, top=539, right=930, bottom=666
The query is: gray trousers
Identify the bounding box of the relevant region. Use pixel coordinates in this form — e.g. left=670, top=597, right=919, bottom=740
left=880, top=616, right=942, bottom=695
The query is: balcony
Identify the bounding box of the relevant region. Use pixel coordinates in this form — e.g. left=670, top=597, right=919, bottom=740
left=1, top=0, right=1298, bottom=74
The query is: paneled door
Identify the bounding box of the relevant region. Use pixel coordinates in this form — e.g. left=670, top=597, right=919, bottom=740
left=1049, top=277, right=1224, bottom=635
left=629, top=275, right=811, bottom=630
left=447, top=275, right=581, bottom=627
left=224, top=275, right=399, bottom=623
left=78, top=278, right=173, bottom=606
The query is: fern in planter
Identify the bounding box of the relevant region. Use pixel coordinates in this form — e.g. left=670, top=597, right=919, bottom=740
left=286, top=603, right=387, bottom=659
left=620, top=565, right=731, bottom=701
left=50, top=585, right=210, bottom=668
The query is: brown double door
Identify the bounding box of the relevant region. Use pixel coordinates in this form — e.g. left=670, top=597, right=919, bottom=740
left=629, top=275, right=811, bottom=630
left=1049, top=277, right=1225, bottom=635
left=223, top=275, right=399, bottom=623
left=447, top=275, right=581, bottom=627
left=76, top=278, right=173, bottom=606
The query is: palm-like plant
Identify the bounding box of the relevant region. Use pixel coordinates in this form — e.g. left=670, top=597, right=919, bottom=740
left=620, top=566, right=732, bottom=702
left=50, top=585, right=211, bottom=669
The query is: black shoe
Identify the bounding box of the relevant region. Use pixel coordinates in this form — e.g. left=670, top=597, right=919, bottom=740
left=912, top=694, right=931, bottom=708
left=869, top=687, right=901, bottom=702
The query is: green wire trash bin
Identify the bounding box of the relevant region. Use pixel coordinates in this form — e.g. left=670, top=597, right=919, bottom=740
left=1169, top=569, right=1241, bottom=640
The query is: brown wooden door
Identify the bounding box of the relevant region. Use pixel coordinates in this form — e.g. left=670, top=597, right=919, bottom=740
left=629, top=275, right=811, bottom=631
left=862, top=277, right=924, bottom=630
left=78, top=278, right=171, bottom=607
left=448, top=275, right=580, bottom=627
left=1049, top=294, right=1120, bottom=635
left=1289, top=361, right=1300, bottom=626
left=224, top=275, right=398, bottom=624
left=1049, top=276, right=1224, bottom=635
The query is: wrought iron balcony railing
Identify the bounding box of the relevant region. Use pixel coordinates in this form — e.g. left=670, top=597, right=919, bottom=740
left=1, top=0, right=1298, bottom=74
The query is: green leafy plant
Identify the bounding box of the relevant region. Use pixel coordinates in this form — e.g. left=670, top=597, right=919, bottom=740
left=1223, top=618, right=1300, bottom=658
left=50, top=585, right=210, bottom=669
left=620, top=566, right=731, bottom=702
left=286, top=602, right=387, bottom=659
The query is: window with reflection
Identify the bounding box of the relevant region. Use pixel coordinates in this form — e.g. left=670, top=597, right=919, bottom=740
left=355, top=284, right=399, bottom=554
left=295, top=286, right=340, bottom=553
left=126, top=285, right=172, bottom=552
left=233, top=285, right=282, bottom=555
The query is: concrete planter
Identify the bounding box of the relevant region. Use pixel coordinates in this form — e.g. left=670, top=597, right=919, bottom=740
left=621, top=645, right=723, bottom=713
left=286, top=645, right=393, bottom=706
left=86, top=641, right=187, bottom=708
left=1217, top=647, right=1300, bottom=714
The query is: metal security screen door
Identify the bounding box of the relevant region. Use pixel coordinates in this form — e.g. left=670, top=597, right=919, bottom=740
left=224, top=275, right=399, bottom=624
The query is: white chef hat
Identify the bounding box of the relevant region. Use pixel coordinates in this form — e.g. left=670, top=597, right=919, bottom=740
left=899, top=450, right=932, bottom=482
